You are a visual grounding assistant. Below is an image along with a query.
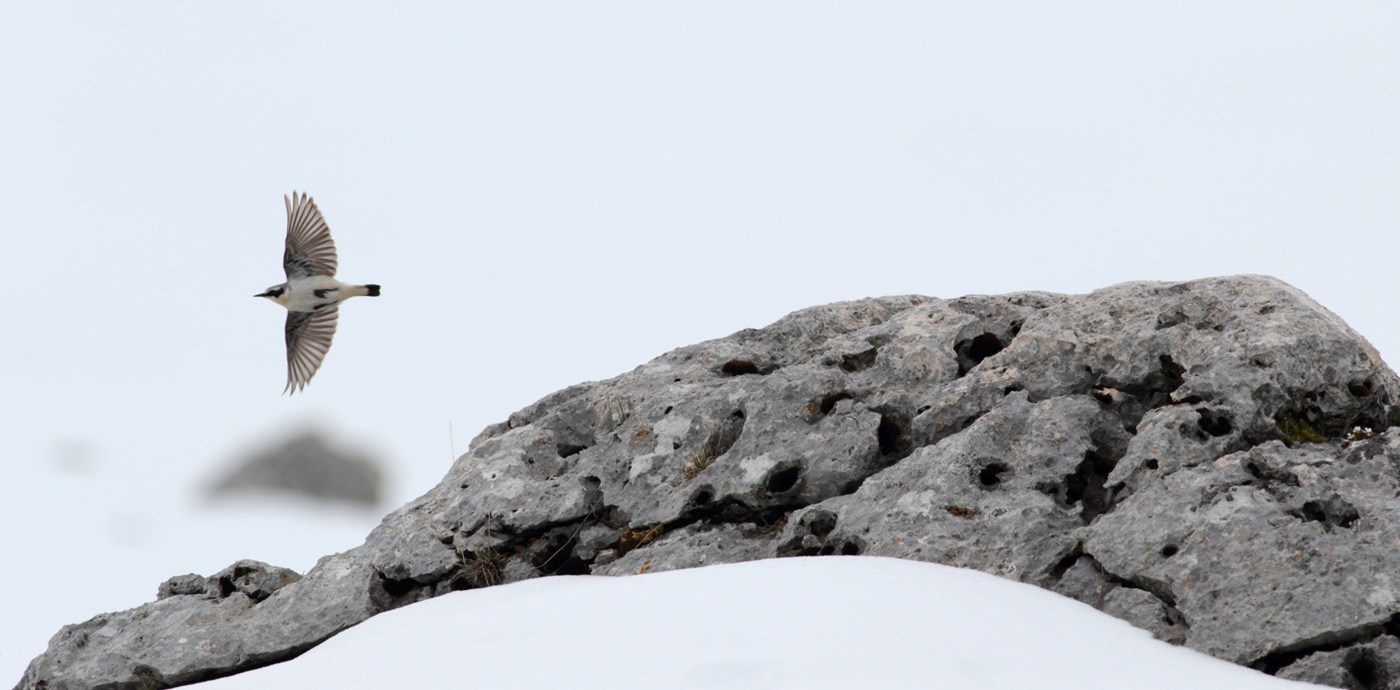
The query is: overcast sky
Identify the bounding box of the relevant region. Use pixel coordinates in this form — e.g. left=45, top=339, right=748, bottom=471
left=2, top=2, right=1397, bottom=511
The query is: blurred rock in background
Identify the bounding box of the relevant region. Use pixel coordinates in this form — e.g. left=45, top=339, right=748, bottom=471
left=206, top=430, right=385, bottom=507
left=50, top=439, right=98, bottom=473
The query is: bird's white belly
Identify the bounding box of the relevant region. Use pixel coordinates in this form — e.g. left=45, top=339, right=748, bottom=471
left=285, top=276, right=345, bottom=312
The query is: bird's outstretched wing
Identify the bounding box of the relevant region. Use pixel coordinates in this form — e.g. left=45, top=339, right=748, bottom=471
left=284, top=306, right=339, bottom=394
left=283, top=192, right=338, bottom=280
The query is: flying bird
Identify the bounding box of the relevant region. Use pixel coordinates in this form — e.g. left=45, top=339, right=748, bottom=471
left=256, top=192, right=380, bottom=393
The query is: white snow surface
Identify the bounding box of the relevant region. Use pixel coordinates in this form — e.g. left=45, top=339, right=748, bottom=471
left=192, top=557, right=1320, bottom=690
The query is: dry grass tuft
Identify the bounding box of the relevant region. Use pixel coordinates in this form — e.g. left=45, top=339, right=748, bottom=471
left=618, top=524, right=664, bottom=555
left=463, top=549, right=507, bottom=587
left=680, top=441, right=717, bottom=483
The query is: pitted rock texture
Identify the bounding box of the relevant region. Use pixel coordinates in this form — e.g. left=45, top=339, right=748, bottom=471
left=18, top=275, right=1400, bottom=690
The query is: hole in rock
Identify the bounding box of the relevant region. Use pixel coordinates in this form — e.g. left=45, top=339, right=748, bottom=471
left=879, top=417, right=901, bottom=453
left=877, top=415, right=907, bottom=456
left=978, top=462, right=1010, bottom=489
left=556, top=442, right=588, bottom=458
left=664, top=406, right=673, bottom=415
left=533, top=547, right=584, bottom=576
left=805, top=510, right=837, bottom=538
left=580, top=476, right=603, bottom=508
left=1154, top=355, right=1186, bottom=397
left=693, top=489, right=713, bottom=506
left=819, top=392, right=855, bottom=415
left=1350, top=381, right=1373, bottom=398
left=1347, top=650, right=1384, bottom=690
left=766, top=466, right=801, bottom=493
left=819, top=544, right=836, bottom=556
left=379, top=575, right=418, bottom=599
left=840, top=541, right=861, bottom=555
left=967, top=333, right=1004, bottom=360
left=709, top=410, right=747, bottom=457
left=1301, top=498, right=1360, bottom=529
left=721, top=360, right=760, bottom=376
left=552, top=558, right=591, bottom=576
left=839, top=349, right=878, bottom=373
left=955, top=332, right=1004, bottom=376
left=1145, top=458, right=1158, bottom=470
left=1196, top=409, right=1233, bottom=437
left=1049, top=549, right=1084, bottom=580
left=1155, top=311, right=1188, bottom=330
left=1064, top=449, right=1118, bottom=523
left=1129, top=355, right=1187, bottom=408
left=1161, top=545, right=1178, bottom=558
left=535, top=530, right=593, bottom=575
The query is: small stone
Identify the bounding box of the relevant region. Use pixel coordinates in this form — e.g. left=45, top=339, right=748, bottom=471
left=157, top=574, right=207, bottom=600
left=206, top=560, right=301, bottom=602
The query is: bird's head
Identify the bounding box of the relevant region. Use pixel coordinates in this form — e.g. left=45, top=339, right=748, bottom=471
left=256, top=284, right=290, bottom=306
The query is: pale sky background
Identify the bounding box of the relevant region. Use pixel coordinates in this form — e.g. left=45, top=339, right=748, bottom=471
left=1, top=2, right=1398, bottom=680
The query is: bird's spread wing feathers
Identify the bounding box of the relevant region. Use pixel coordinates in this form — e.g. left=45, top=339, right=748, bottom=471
left=284, top=306, right=339, bottom=394
left=283, top=192, right=338, bottom=280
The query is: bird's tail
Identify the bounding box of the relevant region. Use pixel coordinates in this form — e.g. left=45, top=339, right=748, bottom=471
left=360, top=284, right=382, bottom=297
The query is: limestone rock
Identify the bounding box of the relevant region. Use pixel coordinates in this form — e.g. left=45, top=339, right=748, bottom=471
left=17, top=558, right=369, bottom=690
left=1275, top=635, right=1400, bottom=690
left=18, top=275, right=1400, bottom=689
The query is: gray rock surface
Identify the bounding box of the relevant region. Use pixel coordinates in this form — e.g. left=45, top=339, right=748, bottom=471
left=206, top=430, right=384, bottom=506
left=18, top=275, right=1400, bottom=689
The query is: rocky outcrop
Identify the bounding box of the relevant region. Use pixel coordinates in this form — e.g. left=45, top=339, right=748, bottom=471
left=17, top=275, right=1400, bottom=690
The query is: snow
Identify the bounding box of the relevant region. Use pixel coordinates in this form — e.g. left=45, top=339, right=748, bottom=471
left=192, top=557, right=1319, bottom=690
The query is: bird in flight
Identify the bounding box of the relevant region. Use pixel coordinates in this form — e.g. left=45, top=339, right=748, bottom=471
left=256, top=192, right=380, bottom=394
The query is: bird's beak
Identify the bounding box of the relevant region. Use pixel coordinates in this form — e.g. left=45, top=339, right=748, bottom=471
left=254, top=292, right=268, bottom=298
